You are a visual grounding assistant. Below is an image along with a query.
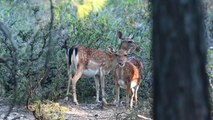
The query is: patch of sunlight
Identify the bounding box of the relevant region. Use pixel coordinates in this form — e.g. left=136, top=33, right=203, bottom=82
left=91, top=0, right=107, bottom=12
left=73, top=0, right=107, bottom=19
left=74, top=1, right=92, bottom=19
left=30, top=100, right=69, bottom=120
left=66, top=107, right=91, bottom=116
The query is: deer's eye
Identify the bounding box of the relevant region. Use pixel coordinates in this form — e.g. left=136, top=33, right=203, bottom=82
left=124, top=54, right=128, bottom=57
left=115, top=54, right=118, bottom=56
left=128, top=41, right=133, bottom=43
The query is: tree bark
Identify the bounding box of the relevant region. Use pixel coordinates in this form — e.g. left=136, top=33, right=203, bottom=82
left=152, top=0, right=211, bottom=120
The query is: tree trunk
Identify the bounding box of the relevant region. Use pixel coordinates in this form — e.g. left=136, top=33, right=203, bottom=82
left=152, top=0, right=211, bottom=120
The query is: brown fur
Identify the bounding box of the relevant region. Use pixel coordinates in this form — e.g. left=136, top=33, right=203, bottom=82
left=129, top=57, right=144, bottom=75
left=113, top=50, right=141, bottom=109
left=76, top=46, right=116, bottom=72
left=66, top=45, right=117, bottom=105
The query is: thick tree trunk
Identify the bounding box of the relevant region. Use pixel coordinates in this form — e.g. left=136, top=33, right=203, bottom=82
left=152, top=0, right=211, bottom=120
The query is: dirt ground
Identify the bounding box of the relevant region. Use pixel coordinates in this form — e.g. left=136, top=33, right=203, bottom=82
left=0, top=98, right=151, bottom=120
left=0, top=104, right=124, bottom=120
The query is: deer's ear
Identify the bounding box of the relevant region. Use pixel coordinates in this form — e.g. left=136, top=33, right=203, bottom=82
left=127, top=47, right=136, bottom=54
left=129, top=34, right=134, bottom=39
left=117, top=31, right=123, bottom=40
left=108, top=47, right=116, bottom=53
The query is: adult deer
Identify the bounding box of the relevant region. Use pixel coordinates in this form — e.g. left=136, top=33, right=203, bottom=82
left=117, top=31, right=144, bottom=74
left=110, top=48, right=142, bottom=109
left=113, top=31, right=143, bottom=109
left=64, top=32, right=139, bottom=105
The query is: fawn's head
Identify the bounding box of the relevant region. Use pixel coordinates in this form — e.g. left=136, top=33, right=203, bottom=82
left=108, top=47, right=135, bottom=67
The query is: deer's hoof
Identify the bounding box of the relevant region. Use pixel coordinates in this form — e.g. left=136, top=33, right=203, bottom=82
left=113, top=100, right=117, bottom=105
left=73, top=101, right=79, bottom=105
left=102, top=99, right=108, bottom=105
left=96, top=100, right=101, bottom=103
left=64, top=96, right=69, bottom=101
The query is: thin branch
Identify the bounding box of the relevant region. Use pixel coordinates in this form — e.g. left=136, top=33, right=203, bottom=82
left=0, top=22, right=11, bottom=40
left=0, top=21, right=18, bottom=120
left=137, top=114, right=152, bottom=120
left=0, top=22, right=16, bottom=51
left=44, top=0, right=54, bottom=69
left=26, top=1, right=54, bottom=119
left=31, top=36, right=47, bottom=61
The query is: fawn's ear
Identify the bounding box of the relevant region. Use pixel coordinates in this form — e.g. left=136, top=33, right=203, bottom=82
left=116, top=31, right=123, bottom=40
left=129, top=34, right=134, bottom=39
left=108, top=47, right=116, bottom=53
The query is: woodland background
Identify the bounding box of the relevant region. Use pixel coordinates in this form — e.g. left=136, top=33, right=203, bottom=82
left=0, top=0, right=213, bottom=119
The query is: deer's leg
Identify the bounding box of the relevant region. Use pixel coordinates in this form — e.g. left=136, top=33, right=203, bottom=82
left=65, top=72, right=72, bottom=101
left=112, top=71, right=119, bottom=106
left=130, top=87, right=135, bottom=109
left=126, top=91, right=130, bottom=109
left=72, top=65, right=84, bottom=105
left=134, top=85, right=140, bottom=106
left=65, top=64, right=72, bottom=101
left=100, top=70, right=107, bottom=104
left=126, top=86, right=132, bottom=109
left=115, top=83, right=120, bottom=107
left=94, top=75, right=101, bottom=103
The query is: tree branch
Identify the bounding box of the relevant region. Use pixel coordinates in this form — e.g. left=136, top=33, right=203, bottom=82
left=0, top=21, right=18, bottom=120
left=26, top=1, right=54, bottom=119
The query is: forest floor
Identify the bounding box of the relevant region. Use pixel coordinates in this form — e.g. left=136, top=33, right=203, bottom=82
left=0, top=98, right=151, bottom=120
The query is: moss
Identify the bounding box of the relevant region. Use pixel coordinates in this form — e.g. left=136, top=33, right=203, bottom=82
left=31, top=100, right=69, bottom=120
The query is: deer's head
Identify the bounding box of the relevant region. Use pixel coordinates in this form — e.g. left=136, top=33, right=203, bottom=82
left=117, top=31, right=141, bottom=53
left=108, top=47, right=135, bottom=67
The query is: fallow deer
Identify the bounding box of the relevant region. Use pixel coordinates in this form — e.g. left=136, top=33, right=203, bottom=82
left=65, top=32, right=139, bottom=105
left=110, top=48, right=142, bottom=109
left=117, top=31, right=144, bottom=108
left=117, top=31, right=144, bottom=73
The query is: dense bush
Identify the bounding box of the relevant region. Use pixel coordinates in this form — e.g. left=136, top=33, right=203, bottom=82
left=0, top=0, right=152, bottom=107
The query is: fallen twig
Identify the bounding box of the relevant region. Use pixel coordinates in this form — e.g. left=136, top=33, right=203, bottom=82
left=137, top=114, right=152, bottom=120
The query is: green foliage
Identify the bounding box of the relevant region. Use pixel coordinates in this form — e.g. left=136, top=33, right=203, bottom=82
left=0, top=0, right=212, bottom=118
left=0, top=0, right=150, bottom=117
